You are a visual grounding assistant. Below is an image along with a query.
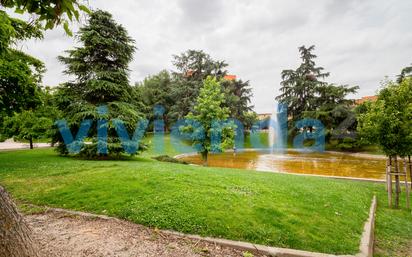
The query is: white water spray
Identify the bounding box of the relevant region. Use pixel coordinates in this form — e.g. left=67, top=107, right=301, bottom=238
left=268, top=102, right=285, bottom=154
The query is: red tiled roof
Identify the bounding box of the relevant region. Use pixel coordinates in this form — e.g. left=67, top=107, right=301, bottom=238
left=355, top=96, right=378, bottom=105
left=224, top=75, right=236, bottom=81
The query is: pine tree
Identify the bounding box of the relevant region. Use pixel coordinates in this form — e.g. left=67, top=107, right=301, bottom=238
left=276, top=45, right=329, bottom=121
left=56, top=10, right=146, bottom=157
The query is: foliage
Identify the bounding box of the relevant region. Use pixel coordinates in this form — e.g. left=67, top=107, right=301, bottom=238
left=220, top=78, right=256, bottom=129
left=328, top=138, right=362, bottom=152
left=0, top=0, right=90, bottom=34
left=182, top=77, right=234, bottom=164
left=134, top=50, right=256, bottom=132
left=0, top=11, right=46, bottom=140
left=133, top=70, right=174, bottom=129
left=305, top=84, right=358, bottom=129
left=357, top=78, right=412, bottom=157
left=168, top=50, right=228, bottom=122
left=276, top=45, right=360, bottom=147
left=55, top=10, right=146, bottom=157
left=2, top=109, right=53, bottom=148
left=2, top=87, right=61, bottom=146
left=276, top=45, right=329, bottom=121
left=396, top=63, right=412, bottom=83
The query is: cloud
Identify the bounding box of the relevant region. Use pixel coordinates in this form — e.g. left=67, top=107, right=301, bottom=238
left=13, top=0, right=412, bottom=113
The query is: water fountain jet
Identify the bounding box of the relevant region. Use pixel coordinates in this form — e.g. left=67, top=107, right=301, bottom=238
left=268, top=102, right=287, bottom=154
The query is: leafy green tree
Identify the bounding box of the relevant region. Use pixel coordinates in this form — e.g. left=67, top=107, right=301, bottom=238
left=183, top=77, right=234, bottom=165
left=168, top=50, right=228, bottom=123
left=0, top=11, right=46, bottom=140
left=242, top=111, right=258, bottom=131
left=134, top=70, right=174, bottom=129
left=357, top=78, right=412, bottom=207
left=3, top=109, right=53, bottom=148
left=55, top=10, right=146, bottom=157
left=276, top=45, right=329, bottom=121
left=2, top=86, right=61, bottom=147
left=1, top=0, right=90, bottom=34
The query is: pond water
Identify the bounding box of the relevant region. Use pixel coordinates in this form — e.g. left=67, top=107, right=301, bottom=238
left=179, top=150, right=388, bottom=180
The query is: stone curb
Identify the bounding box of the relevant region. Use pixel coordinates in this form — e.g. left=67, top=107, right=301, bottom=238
left=164, top=196, right=377, bottom=257
left=357, top=195, right=377, bottom=257
left=38, top=195, right=377, bottom=257
left=160, top=230, right=339, bottom=257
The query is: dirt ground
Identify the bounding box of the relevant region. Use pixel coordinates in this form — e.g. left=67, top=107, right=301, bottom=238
left=25, top=211, right=265, bottom=257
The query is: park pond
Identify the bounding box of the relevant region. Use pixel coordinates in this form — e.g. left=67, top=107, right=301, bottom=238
left=179, top=150, right=390, bottom=180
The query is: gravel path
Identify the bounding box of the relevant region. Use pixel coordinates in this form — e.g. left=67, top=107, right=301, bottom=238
left=25, top=211, right=264, bottom=257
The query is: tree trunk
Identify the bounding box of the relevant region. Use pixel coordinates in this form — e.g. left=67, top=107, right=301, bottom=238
left=409, top=155, right=412, bottom=190
left=201, top=151, right=208, bottom=166
left=29, top=138, right=33, bottom=150
left=0, top=186, right=39, bottom=257
left=403, top=158, right=410, bottom=209
left=394, top=156, right=400, bottom=208
left=387, top=156, right=392, bottom=207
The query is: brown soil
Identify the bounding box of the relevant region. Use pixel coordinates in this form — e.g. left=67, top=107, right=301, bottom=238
left=25, top=211, right=265, bottom=257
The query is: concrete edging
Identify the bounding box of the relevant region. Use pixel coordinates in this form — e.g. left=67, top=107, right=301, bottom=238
left=164, top=196, right=377, bottom=257
left=357, top=195, right=377, bottom=257
left=38, top=195, right=377, bottom=257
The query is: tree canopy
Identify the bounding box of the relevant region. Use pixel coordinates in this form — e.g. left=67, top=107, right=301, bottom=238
left=0, top=11, right=46, bottom=141
left=182, top=76, right=234, bottom=165
left=168, top=50, right=228, bottom=122
left=276, top=45, right=330, bottom=121
left=55, top=10, right=145, bottom=157
left=276, top=45, right=360, bottom=149
left=1, top=0, right=90, bottom=34
left=135, top=50, right=256, bottom=130
left=357, top=78, right=412, bottom=157
left=220, top=78, right=255, bottom=129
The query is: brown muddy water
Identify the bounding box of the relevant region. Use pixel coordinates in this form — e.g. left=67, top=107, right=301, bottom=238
left=179, top=150, right=390, bottom=180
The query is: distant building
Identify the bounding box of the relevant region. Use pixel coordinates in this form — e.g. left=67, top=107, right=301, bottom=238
left=184, top=69, right=194, bottom=78
left=223, top=74, right=236, bottom=81
left=355, top=96, right=378, bottom=105
left=257, top=113, right=271, bottom=120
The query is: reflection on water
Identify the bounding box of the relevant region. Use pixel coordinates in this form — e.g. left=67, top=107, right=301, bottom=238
left=180, top=150, right=389, bottom=180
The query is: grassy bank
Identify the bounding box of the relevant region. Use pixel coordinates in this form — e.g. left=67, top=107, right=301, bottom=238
left=0, top=148, right=410, bottom=255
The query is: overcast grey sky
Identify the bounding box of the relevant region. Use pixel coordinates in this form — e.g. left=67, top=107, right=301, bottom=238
left=14, top=0, right=412, bottom=113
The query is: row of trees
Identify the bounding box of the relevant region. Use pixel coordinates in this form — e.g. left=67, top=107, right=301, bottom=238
left=275, top=46, right=412, bottom=209
left=0, top=7, right=236, bottom=255
left=135, top=50, right=256, bottom=131
left=0, top=8, right=255, bottom=158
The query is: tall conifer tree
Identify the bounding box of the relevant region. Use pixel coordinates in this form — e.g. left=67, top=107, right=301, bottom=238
left=56, top=10, right=146, bottom=157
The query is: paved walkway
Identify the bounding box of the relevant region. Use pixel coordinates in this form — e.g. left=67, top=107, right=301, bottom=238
left=0, top=139, right=51, bottom=151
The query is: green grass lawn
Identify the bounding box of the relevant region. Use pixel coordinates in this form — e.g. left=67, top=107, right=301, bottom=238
left=0, top=147, right=410, bottom=256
